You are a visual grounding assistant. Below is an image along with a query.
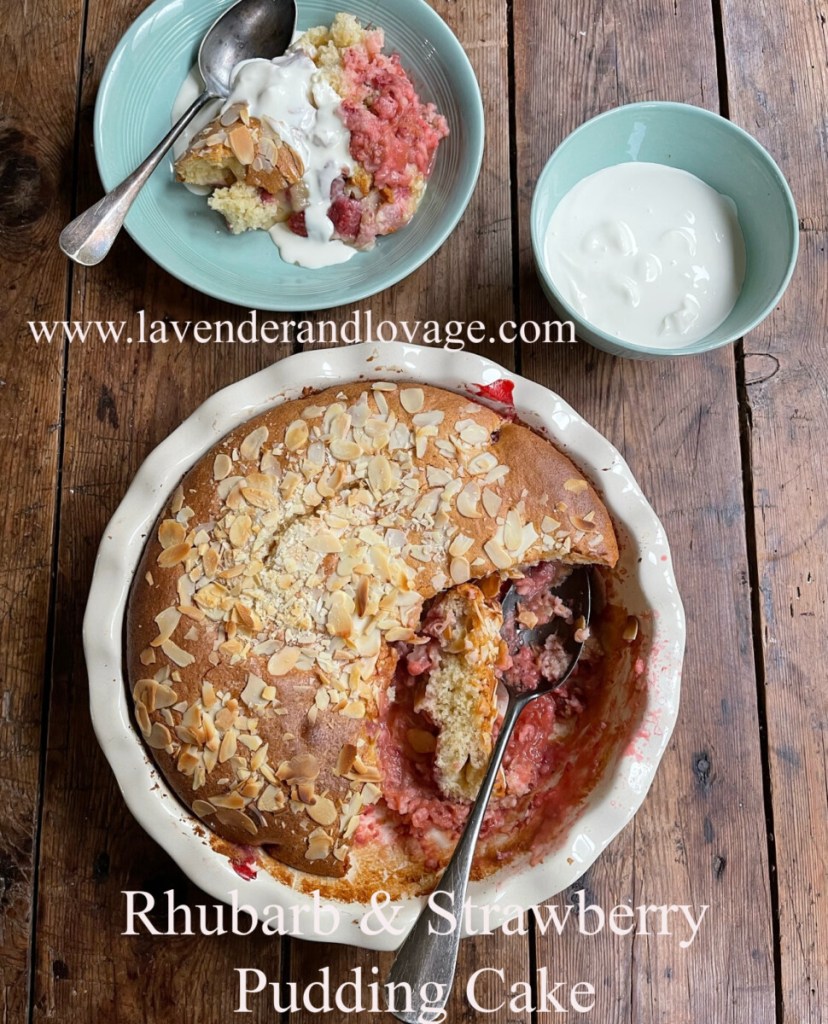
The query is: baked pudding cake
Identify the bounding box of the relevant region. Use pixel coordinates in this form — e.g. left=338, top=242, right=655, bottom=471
left=127, top=381, right=643, bottom=898
left=174, top=14, right=449, bottom=266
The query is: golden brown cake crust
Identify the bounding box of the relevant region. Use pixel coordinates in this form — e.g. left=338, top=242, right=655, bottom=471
left=126, top=380, right=618, bottom=879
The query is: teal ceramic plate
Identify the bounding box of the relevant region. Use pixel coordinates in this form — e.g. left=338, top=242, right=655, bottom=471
left=94, top=0, right=483, bottom=310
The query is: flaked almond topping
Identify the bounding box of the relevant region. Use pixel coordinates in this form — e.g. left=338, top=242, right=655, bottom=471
left=570, top=513, right=597, bottom=533
left=147, top=722, right=172, bottom=750
left=564, top=478, right=588, bottom=493
left=240, top=425, right=268, bottom=462
left=192, top=799, right=216, bottom=818
left=343, top=699, right=366, bottom=719
left=306, top=828, right=334, bottom=861
left=267, top=646, right=301, bottom=676
left=161, top=639, right=195, bottom=668
left=458, top=421, right=489, bottom=445
left=240, top=673, right=267, bottom=707
left=250, top=743, right=269, bottom=772
left=210, top=791, right=246, bottom=810
left=457, top=482, right=482, bottom=519
left=484, top=537, right=513, bottom=570
left=482, top=488, right=501, bottom=518
left=139, top=647, right=156, bottom=666
left=158, top=519, right=186, bottom=549
left=258, top=784, right=285, bottom=813
left=355, top=576, right=369, bottom=617
left=297, top=781, right=316, bottom=804
left=307, top=795, right=337, bottom=826
left=170, top=484, right=184, bottom=515
left=306, top=531, right=343, bottom=554
left=504, top=509, right=523, bottom=552
left=371, top=381, right=397, bottom=392
left=623, top=615, right=639, bottom=642
left=327, top=591, right=355, bottom=638
left=468, top=452, right=498, bottom=476
left=214, top=808, right=258, bottom=836
left=134, top=701, right=151, bottom=737
left=151, top=606, right=181, bottom=647
left=407, top=728, right=437, bottom=754
left=367, top=454, right=393, bottom=495
left=337, top=743, right=358, bottom=775
left=541, top=515, right=561, bottom=533
left=450, top=556, right=471, bottom=585
left=330, top=438, right=361, bottom=461
left=213, top=453, right=233, bottom=480
left=229, top=514, right=252, bottom=548
left=277, top=752, right=320, bottom=783
left=400, top=387, right=425, bottom=414
left=228, top=124, right=255, bottom=165
left=285, top=419, right=309, bottom=452
left=157, top=542, right=190, bottom=569
left=448, top=534, right=473, bottom=558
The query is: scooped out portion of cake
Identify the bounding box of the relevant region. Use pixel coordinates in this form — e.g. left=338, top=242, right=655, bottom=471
left=174, top=13, right=449, bottom=268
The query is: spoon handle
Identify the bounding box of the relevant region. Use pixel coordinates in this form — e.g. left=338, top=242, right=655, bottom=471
left=387, top=696, right=525, bottom=1023
left=59, top=91, right=214, bottom=267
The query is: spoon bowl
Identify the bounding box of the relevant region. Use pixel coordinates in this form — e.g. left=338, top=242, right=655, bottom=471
left=198, top=0, right=296, bottom=97
left=387, top=566, right=592, bottom=1022
left=59, top=0, right=297, bottom=265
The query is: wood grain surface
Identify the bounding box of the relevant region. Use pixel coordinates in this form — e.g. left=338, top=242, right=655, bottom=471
left=0, top=0, right=82, bottom=1019
left=0, top=0, right=822, bottom=1021
left=722, top=0, right=828, bottom=1019
left=513, top=1, right=776, bottom=1021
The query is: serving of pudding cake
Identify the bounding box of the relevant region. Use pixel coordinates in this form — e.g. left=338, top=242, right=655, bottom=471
left=174, top=14, right=449, bottom=268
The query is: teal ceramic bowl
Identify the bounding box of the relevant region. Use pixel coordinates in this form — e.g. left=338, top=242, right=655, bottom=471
left=94, top=0, right=484, bottom=311
left=530, top=102, right=798, bottom=358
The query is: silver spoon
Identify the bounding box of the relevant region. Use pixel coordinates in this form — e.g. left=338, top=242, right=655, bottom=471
left=59, top=0, right=297, bottom=266
left=387, top=566, right=592, bottom=1023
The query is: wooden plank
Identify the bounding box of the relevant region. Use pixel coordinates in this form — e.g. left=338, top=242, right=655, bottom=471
left=0, top=0, right=83, bottom=1019
left=513, top=1, right=776, bottom=1020
left=32, top=1, right=301, bottom=1018
left=720, top=1, right=828, bottom=1019
left=285, top=1, right=525, bottom=1019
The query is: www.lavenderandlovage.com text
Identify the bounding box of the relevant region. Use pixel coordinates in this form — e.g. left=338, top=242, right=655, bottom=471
left=28, top=309, right=576, bottom=350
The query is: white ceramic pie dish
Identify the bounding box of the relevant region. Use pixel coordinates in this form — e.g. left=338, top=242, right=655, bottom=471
left=84, top=341, right=685, bottom=950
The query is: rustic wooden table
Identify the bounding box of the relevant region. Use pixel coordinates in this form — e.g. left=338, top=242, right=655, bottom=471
left=1, top=0, right=825, bottom=1020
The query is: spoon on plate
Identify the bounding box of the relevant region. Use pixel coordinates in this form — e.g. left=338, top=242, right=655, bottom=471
left=59, top=0, right=297, bottom=266
left=386, top=566, right=592, bottom=1023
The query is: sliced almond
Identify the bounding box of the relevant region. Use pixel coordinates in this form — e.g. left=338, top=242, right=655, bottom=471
left=329, top=438, right=361, bottom=461
left=482, top=488, right=501, bottom=518
left=158, top=519, right=186, bottom=549
left=450, top=556, right=471, bottom=585
left=306, top=531, right=343, bottom=554
left=368, top=454, right=393, bottom=495
left=161, top=639, right=195, bottom=668
left=456, top=482, right=482, bottom=519
left=484, top=537, right=513, bottom=570
left=258, top=784, right=286, bottom=813
left=147, top=722, right=172, bottom=749
left=307, top=795, right=338, bottom=826
left=239, top=425, right=268, bottom=462
left=285, top=419, right=309, bottom=452
left=564, top=478, right=588, bottom=493
left=157, top=542, right=190, bottom=569
left=400, top=387, right=425, bottom=414
left=228, top=124, right=255, bottom=165
left=267, top=646, right=301, bottom=676
left=213, top=453, right=233, bottom=480
left=337, top=743, right=358, bottom=775
left=151, top=606, right=181, bottom=647
left=504, top=509, right=523, bottom=552
left=229, top=514, right=252, bottom=548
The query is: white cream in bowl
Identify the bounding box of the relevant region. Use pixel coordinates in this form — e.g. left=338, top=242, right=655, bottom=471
left=543, top=162, right=746, bottom=347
